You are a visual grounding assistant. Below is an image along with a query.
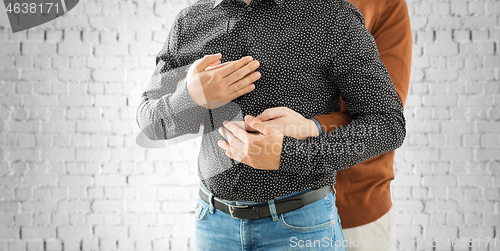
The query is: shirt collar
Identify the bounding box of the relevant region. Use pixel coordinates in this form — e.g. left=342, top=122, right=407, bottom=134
left=213, top=0, right=285, bottom=9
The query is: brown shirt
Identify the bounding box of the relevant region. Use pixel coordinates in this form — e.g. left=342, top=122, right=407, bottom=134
left=312, top=0, right=412, bottom=228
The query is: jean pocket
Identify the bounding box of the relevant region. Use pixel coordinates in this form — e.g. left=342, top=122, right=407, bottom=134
left=195, top=196, right=209, bottom=222
left=278, top=193, right=335, bottom=232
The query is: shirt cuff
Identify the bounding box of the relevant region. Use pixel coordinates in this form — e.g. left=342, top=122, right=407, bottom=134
left=164, top=79, right=208, bottom=130
left=309, top=117, right=323, bottom=134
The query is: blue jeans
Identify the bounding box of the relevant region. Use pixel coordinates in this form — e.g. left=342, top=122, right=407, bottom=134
left=195, top=182, right=346, bottom=250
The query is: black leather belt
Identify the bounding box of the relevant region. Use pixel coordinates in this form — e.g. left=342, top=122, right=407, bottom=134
left=199, top=186, right=332, bottom=220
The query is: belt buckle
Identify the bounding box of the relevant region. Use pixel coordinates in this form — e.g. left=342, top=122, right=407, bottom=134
left=228, top=204, right=249, bottom=219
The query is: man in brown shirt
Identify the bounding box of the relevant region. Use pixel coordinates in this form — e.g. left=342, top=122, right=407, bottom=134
left=241, top=0, right=412, bottom=250
left=319, top=1, right=412, bottom=250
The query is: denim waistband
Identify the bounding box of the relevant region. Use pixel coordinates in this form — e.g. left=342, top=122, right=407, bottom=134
left=199, top=182, right=331, bottom=207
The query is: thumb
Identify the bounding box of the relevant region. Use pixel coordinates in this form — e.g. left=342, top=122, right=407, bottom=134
left=196, top=53, right=222, bottom=72
left=256, top=107, right=287, bottom=121
left=245, top=115, right=274, bottom=135
left=205, top=60, right=222, bottom=70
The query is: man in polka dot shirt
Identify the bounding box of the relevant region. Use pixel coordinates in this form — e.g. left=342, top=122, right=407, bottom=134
left=136, top=0, right=407, bottom=249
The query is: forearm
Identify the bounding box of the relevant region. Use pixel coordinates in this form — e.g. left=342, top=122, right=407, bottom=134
left=135, top=8, right=212, bottom=140
left=175, top=77, right=207, bottom=126
left=311, top=101, right=351, bottom=133
left=278, top=4, right=406, bottom=175
left=136, top=77, right=208, bottom=141
left=279, top=107, right=404, bottom=176
left=279, top=78, right=405, bottom=176
left=312, top=0, right=412, bottom=136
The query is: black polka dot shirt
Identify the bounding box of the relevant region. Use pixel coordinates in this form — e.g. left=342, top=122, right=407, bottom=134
left=136, top=0, right=406, bottom=202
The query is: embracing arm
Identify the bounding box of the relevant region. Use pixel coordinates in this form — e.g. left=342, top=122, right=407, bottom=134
left=311, top=0, right=412, bottom=133
left=311, top=102, right=352, bottom=134
left=277, top=5, right=406, bottom=175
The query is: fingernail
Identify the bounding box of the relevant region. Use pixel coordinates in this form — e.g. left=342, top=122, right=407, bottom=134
left=218, top=127, right=223, bottom=134
left=214, top=53, right=221, bottom=56
left=245, top=116, right=252, bottom=122
left=253, top=61, right=260, bottom=67
left=254, top=72, right=261, bottom=78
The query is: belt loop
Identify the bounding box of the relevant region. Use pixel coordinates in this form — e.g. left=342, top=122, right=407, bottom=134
left=332, top=185, right=337, bottom=196
left=267, top=200, right=278, bottom=221
left=208, top=193, right=215, bottom=214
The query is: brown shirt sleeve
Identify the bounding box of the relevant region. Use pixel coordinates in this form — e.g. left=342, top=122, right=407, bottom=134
left=313, top=0, right=412, bottom=132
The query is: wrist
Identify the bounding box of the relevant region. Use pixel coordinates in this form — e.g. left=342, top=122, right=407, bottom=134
left=186, top=80, right=207, bottom=108
left=308, top=118, right=321, bottom=137
left=169, top=79, right=208, bottom=115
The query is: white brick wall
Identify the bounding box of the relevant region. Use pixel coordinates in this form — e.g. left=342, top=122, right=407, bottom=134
left=0, top=0, right=498, bottom=250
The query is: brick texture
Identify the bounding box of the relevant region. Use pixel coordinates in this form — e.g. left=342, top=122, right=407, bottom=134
left=393, top=0, right=500, bottom=250
left=0, top=0, right=499, bottom=250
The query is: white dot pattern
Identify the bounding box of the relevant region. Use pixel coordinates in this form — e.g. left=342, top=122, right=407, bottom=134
left=136, top=0, right=406, bottom=202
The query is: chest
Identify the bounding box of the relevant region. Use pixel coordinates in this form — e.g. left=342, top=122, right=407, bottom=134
left=176, top=6, right=342, bottom=116
left=179, top=6, right=337, bottom=66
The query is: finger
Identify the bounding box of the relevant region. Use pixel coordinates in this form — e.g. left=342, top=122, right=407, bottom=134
left=232, top=120, right=259, bottom=133
left=256, top=107, right=288, bottom=121
left=259, top=120, right=284, bottom=132
left=215, top=56, right=254, bottom=78
left=231, top=121, right=245, bottom=130
left=195, top=53, right=223, bottom=72
left=205, top=61, right=229, bottom=71
left=232, top=121, right=254, bottom=132
left=245, top=115, right=275, bottom=135
left=227, top=82, right=256, bottom=101
left=220, top=126, right=246, bottom=153
left=221, top=138, right=246, bottom=163
left=218, top=126, right=229, bottom=141
left=218, top=141, right=244, bottom=162
left=218, top=127, right=246, bottom=153
left=225, top=147, right=245, bottom=163
left=227, top=71, right=261, bottom=98
left=223, top=121, right=249, bottom=144
left=217, top=140, right=230, bottom=151
left=205, top=60, right=234, bottom=71
left=205, top=60, right=221, bottom=70
left=208, top=60, right=221, bottom=66
left=225, top=60, right=260, bottom=86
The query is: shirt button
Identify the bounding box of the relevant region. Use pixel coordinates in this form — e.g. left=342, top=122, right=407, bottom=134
left=247, top=6, right=252, bottom=10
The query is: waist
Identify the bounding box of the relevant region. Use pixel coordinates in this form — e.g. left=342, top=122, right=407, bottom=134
left=199, top=182, right=334, bottom=220
left=198, top=167, right=336, bottom=202
left=200, top=181, right=335, bottom=206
